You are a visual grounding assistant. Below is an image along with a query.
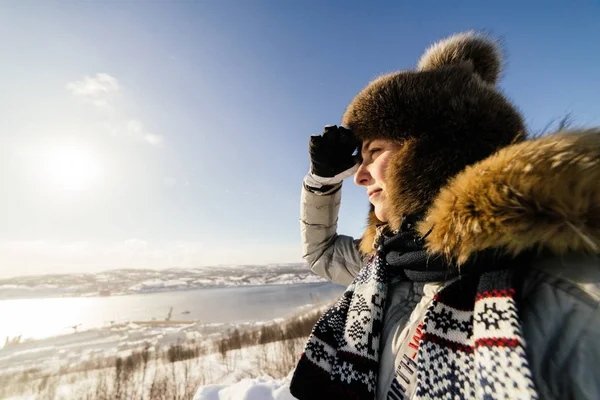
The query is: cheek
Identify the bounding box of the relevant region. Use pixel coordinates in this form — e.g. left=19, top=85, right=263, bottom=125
left=373, top=157, right=392, bottom=184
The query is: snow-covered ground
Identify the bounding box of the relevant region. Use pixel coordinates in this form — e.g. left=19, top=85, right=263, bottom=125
left=0, top=301, right=331, bottom=400
left=194, top=374, right=296, bottom=400
left=3, top=339, right=302, bottom=400
left=1, top=320, right=222, bottom=379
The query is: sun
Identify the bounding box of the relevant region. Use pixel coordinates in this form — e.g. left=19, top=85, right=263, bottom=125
left=42, top=143, right=103, bottom=193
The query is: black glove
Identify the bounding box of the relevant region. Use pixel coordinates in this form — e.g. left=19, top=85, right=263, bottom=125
left=304, top=125, right=359, bottom=189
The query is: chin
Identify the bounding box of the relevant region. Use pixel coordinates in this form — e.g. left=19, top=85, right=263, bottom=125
left=374, top=208, right=388, bottom=223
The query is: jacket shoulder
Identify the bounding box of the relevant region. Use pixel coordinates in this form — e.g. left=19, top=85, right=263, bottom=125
left=523, top=252, right=600, bottom=305
left=519, top=252, right=600, bottom=399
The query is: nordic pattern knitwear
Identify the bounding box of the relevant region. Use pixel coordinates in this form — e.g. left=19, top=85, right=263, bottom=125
left=290, top=250, right=538, bottom=400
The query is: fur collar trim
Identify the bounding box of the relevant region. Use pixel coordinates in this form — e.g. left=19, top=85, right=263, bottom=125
left=361, top=130, right=600, bottom=264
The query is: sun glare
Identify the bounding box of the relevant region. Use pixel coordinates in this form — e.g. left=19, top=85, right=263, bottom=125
left=42, top=143, right=103, bottom=193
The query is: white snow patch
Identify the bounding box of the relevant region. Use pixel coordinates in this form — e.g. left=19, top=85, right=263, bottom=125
left=194, top=373, right=296, bottom=400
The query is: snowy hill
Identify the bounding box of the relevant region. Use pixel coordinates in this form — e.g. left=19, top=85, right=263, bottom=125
left=0, top=263, right=325, bottom=299
left=1, top=304, right=331, bottom=400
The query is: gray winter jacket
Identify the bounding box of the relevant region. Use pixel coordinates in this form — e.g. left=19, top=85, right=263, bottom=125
left=300, top=137, right=600, bottom=400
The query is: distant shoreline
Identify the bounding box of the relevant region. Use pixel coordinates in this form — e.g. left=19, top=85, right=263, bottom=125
left=0, top=280, right=336, bottom=301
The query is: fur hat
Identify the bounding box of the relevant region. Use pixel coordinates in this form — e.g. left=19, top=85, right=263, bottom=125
left=342, top=32, right=526, bottom=232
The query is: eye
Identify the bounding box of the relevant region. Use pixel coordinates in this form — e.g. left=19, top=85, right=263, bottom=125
left=369, top=148, right=382, bottom=158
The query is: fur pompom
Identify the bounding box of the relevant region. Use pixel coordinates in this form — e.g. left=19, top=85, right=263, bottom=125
left=417, top=31, right=502, bottom=85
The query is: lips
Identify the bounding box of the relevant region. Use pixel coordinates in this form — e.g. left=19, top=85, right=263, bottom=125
left=368, top=189, right=382, bottom=198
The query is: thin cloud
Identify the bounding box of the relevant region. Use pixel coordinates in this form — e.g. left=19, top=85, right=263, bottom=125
left=125, top=119, right=163, bottom=145
left=66, top=73, right=120, bottom=98
left=66, top=73, right=163, bottom=146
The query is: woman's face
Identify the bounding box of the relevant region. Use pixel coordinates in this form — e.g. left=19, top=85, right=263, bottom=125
left=354, top=139, right=404, bottom=222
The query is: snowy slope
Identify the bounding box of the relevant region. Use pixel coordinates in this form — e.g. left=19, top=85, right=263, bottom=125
left=194, top=374, right=296, bottom=400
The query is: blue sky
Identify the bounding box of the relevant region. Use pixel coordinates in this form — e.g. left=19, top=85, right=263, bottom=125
left=0, top=1, right=598, bottom=277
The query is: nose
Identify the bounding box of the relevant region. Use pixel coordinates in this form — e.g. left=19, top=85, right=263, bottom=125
left=354, top=162, right=373, bottom=186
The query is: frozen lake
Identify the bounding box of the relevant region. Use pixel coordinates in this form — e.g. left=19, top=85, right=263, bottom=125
left=0, top=282, right=344, bottom=344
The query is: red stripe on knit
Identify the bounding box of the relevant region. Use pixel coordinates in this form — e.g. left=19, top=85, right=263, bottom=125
left=475, top=337, right=520, bottom=348
left=423, top=335, right=520, bottom=352
left=475, top=288, right=515, bottom=300
left=421, top=333, right=474, bottom=353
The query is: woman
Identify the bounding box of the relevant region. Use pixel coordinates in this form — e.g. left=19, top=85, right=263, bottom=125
left=290, top=32, right=599, bottom=400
